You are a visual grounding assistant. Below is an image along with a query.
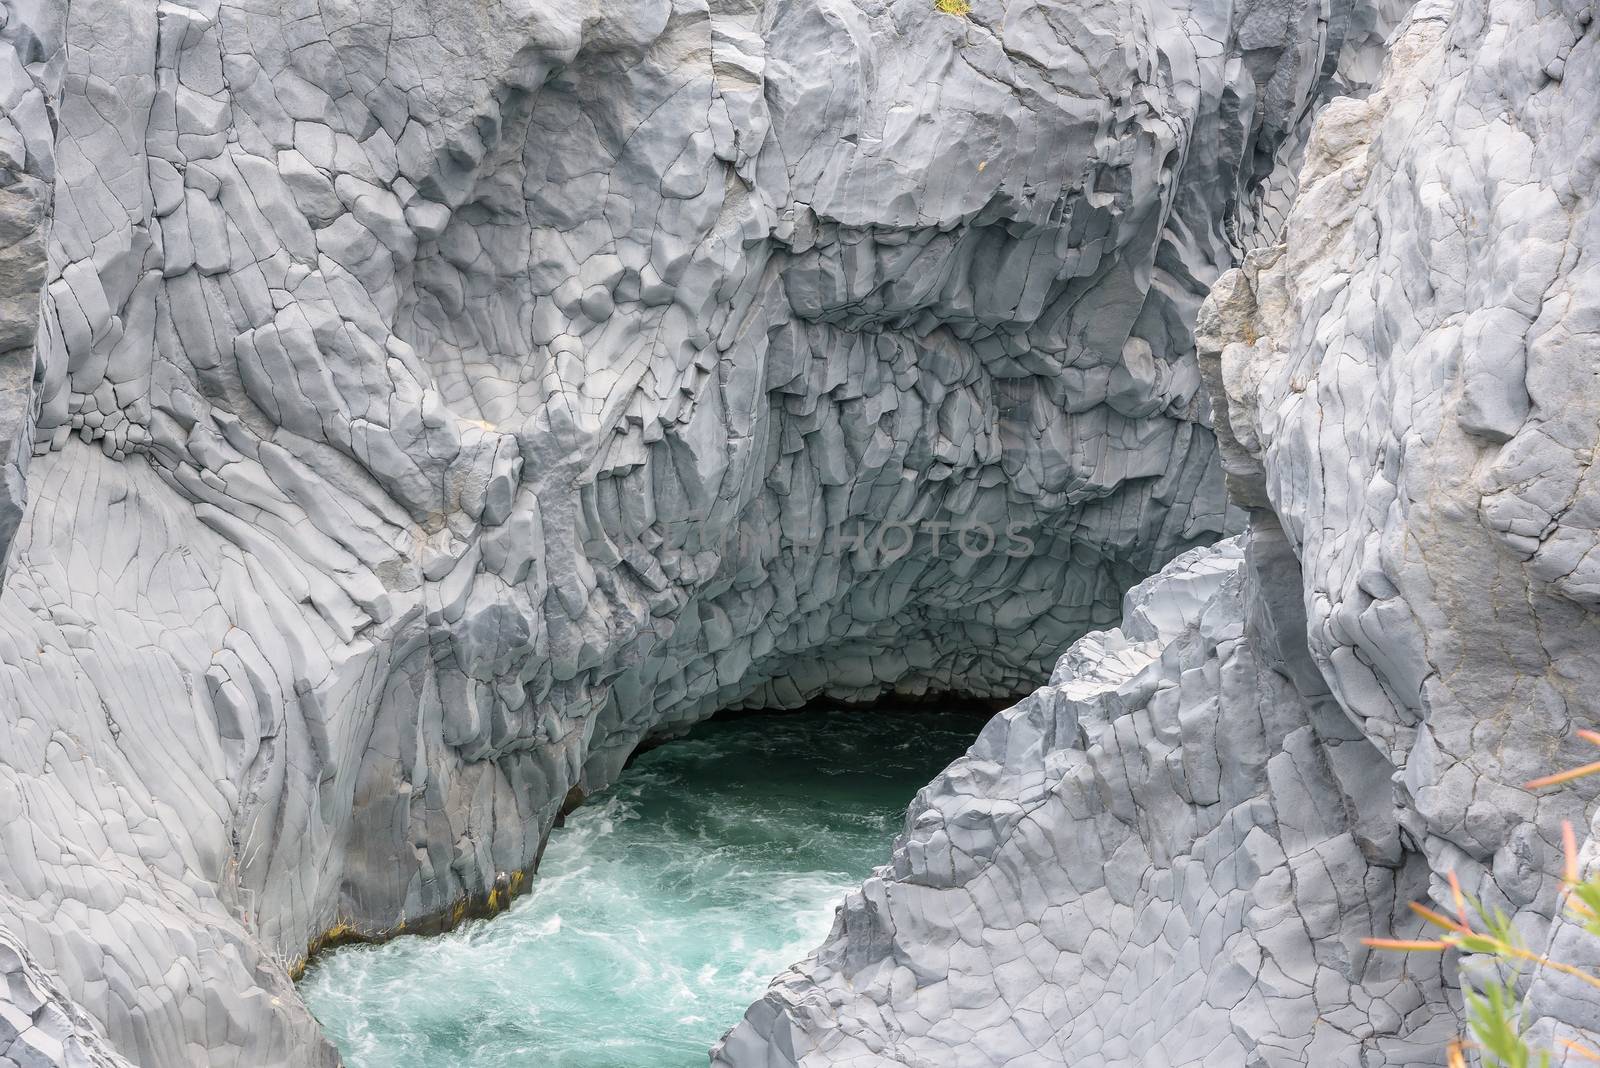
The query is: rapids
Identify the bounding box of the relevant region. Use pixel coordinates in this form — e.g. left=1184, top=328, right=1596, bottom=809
left=299, top=708, right=983, bottom=1067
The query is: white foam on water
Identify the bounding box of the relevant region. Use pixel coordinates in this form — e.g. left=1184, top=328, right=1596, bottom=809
left=300, top=710, right=981, bottom=1068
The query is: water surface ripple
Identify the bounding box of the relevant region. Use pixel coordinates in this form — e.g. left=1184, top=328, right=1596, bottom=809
left=299, top=708, right=982, bottom=1067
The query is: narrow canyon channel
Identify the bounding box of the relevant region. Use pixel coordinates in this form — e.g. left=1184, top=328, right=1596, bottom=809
left=298, top=709, right=985, bottom=1067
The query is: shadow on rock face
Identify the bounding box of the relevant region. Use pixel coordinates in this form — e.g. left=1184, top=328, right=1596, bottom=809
left=0, top=0, right=1393, bottom=1061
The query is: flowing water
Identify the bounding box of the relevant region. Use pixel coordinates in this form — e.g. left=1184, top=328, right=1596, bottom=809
left=299, top=708, right=984, bottom=1068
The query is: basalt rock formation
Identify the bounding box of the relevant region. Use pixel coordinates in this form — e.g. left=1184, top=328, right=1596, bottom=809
left=722, top=0, right=1600, bottom=1063
left=716, top=534, right=1460, bottom=1066
left=0, top=0, right=1383, bottom=1061
left=0, top=930, right=132, bottom=1068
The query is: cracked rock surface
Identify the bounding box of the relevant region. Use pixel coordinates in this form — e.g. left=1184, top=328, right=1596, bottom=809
left=0, top=0, right=1382, bottom=1059
left=1207, top=0, right=1600, bottom=1054
left=716, top=535, right=1459, bottom=1067
left=725, top=1, right=1600, bottom=1064
left=0, top=929, right=131, bottom=1068
left=0, top=0, right=55, bottom=570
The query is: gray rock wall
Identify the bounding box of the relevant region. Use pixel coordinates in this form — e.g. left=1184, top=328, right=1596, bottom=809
left=716, top=533, right=1460, bottom=1067
left=1210, top=0, right=1600, bottom=1050
left=0, top=0, right=59, bottom=571
left=0, top=929, right=132, bottom=1068
left=725, top=0, right=1600, bottom=1063
left=0, top=0, right=1371, bottom=1061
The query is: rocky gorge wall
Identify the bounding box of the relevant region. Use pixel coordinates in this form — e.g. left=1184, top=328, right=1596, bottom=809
left=0, top=0, right=1388, bottom=1062
left=716, top=533, right=1461, bottom=1066
left=720, top=0, right=1600, bottom=1063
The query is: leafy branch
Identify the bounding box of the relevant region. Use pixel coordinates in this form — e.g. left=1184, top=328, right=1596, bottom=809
left=1365, top=730, right=1600, bottom=1066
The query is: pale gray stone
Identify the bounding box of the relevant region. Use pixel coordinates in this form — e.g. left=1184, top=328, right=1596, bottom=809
left=0, top=0, right=1282, bottom=1055
left=1201, top=0, right=1600, bottom=1056
left=0, top=928, right=128, bottom=1068
left=715, top=536, right=1459, bottom=1066
left=2, top=0, right=1595, bottom=1063
left=724, top=2, right=1600, bottom=1065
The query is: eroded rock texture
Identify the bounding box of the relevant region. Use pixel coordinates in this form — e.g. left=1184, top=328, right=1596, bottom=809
left=0, top=930, right=131, bottom=1068
left=725, top=0, right=1600, bottom=1064
left=0, top=0, right=57, bottom=570
left=716, top=535, right=1460, bottom=1067
left=1209, top=0, right=1600, bottom=1052
left=0, top=0, right=1380, bottom=1059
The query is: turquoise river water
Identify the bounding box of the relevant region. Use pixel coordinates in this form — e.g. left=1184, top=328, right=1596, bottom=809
left=299, top=708, right=983, bottom=1067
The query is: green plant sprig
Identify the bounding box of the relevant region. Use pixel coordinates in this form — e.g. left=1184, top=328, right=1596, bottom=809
left=1364, top=728, right=1600, bottom=1066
